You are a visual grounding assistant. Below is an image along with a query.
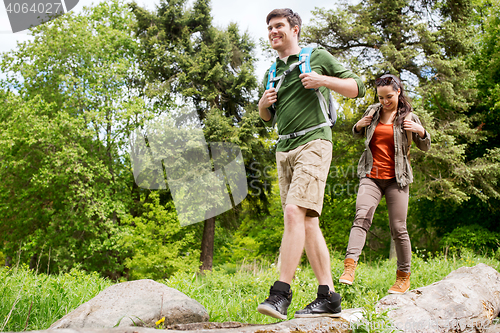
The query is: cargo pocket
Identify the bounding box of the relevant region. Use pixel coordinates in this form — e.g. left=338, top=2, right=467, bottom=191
left=300, top=166, right=320, bottom=204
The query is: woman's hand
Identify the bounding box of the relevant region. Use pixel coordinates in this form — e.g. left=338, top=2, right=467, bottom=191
left=355, top=115, right=373, bottom=132
left=403, top=119, right=425, bottom=138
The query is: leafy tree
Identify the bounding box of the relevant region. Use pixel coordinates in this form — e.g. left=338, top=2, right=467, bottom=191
left=0, top=0, right=147, bottom=276
left=119, top=192, right=200, bottom=280
left=304, top=0, right=500, bottom=203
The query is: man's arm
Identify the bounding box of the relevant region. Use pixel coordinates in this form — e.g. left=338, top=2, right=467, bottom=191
left=307, top=48, right=366, bottom=98
left=299, top=72, right=359, bottom=98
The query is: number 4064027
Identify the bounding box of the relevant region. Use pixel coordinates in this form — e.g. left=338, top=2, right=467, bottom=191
left=5, top=2, right=62, bottom=14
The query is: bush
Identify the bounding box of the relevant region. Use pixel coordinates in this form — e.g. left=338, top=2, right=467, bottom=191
left=118, top=192, right=201, bottom=280
left=440, top=224, right=500, bottom=254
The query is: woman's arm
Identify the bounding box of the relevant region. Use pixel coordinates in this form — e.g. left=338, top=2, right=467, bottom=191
left=405, top=114, right=431, bottom=151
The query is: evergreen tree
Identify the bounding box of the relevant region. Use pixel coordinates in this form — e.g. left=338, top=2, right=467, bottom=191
left=304, top=0, right=500, bottom=203
left=303, top=0, right=500, bottom=253
left=131, top=0, right=273, bottom=271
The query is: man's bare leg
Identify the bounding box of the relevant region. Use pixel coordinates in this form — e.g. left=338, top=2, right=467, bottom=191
left=278, top=204, right=307, bottom=284
left=304, top=216, right=334, bottom=291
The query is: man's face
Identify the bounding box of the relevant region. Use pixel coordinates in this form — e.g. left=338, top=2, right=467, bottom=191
left=267, top=16, right=298, bottom=51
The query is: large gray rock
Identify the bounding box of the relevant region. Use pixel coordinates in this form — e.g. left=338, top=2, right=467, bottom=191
left=376, top=264, right=500, bottom=332
left=18, top=312, right=361, bottom=333
left=49, top=279, right=209, bottom=329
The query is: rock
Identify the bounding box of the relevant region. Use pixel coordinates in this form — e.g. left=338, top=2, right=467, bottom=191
left=485, top=323, right=500, bottom=333
left=376, top=264, right=500, bottom=332
left=165, top=308, right=363, bottom=332
left=49, top=279, right=209, bottom=329
left=17, top=313, right=360, bottom=333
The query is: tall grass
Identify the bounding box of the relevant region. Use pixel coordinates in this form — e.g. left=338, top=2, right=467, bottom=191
left=1, top=250, right=498, bottom=332
left=0, top=265, right=112, bottom=332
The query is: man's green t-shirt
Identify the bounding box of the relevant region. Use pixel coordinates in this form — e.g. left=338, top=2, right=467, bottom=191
left=262, top=47, right=365, bottom=152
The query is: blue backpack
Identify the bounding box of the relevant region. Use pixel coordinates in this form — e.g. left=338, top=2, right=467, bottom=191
left=266, top=47, right=338, bottom=141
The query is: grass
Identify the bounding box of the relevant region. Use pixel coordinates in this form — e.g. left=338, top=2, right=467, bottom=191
left=0, top=264, right=112, bottom=332
left=165, top=250, right=500, bottom=328
left=1, top=250, right=499, bottom=332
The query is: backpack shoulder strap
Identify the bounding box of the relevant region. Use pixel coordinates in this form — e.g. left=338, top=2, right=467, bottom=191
left=266, top=62, right=277, bottom=90
left=367, top=104, right=380, bottom=117
left=298, top=47, right=313, bottom=74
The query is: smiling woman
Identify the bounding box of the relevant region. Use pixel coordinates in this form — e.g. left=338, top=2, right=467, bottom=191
left=340, top=74, right=431, bottom=294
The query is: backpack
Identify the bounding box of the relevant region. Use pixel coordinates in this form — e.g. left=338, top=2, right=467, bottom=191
left=266, top=47, right=338, bottom=141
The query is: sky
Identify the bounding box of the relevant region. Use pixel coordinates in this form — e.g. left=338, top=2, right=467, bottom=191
left=0, top=0, right=336, bottom=79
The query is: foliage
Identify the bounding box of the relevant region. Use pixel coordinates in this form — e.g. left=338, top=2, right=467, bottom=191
left=1, top=251, right=498, bottom=330
left=131, top=0, right=273, bottom=270
left=303, top=0, right=500, bottom=204
left=300, top=0, right=500, bottom=257
left=216, top=175, right=284, bottom=264
left=0, top=0, right=143, bottom=276
left=118, top=192, right=201, bottom=280
left=168, top=250, right=499, bottom=326
left=0, top=265, right=111, bottom=332
left=468, top=0, right=500, bottom=159
left=440, top=224, right=500, bottom=254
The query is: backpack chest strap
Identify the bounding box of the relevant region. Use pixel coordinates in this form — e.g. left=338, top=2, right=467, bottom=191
left=269, top=59, right=305, bottom=93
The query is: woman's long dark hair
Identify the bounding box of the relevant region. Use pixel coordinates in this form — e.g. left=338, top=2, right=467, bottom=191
left=375, top=74, right=412, bottom=125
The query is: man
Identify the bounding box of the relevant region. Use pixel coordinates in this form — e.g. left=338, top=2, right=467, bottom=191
left=257, top=8, right=366, bottom=320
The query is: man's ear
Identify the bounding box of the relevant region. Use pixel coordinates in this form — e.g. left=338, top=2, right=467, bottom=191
left=292, top=25, right=300, bottom=37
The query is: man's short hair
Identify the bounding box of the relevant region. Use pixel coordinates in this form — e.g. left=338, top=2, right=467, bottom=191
left=266, top=8, right=302, bottom=40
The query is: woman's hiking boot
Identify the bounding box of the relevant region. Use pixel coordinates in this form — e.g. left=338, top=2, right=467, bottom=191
left=339, top=258, right=357, bottom=285
left=257, top=281, right=292, bottom=320
left=294, top=285, right=342, bottom=318
left=388, top=270, right=411, bottom=294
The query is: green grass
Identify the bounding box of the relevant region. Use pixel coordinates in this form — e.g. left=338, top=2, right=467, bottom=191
left=0, top=264, right=112, bottom=332
left=1, top=251, right=499, bottom=332
left=165, top=250, right=500, bottom=330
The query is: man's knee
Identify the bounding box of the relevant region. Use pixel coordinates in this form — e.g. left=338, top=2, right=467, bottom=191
left=284, top=204, right=306, bottom=227
left=304, top=216, right=320, bottom=233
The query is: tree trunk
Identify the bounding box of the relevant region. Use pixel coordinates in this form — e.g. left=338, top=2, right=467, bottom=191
left=199, top=216, right=215, bottom=272
left=29, top=253, right=37, bottom=270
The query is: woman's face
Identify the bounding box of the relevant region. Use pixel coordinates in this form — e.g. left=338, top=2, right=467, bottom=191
left=377, top=85, right=400, bottom=112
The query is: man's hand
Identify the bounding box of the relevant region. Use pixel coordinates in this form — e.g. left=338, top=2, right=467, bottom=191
left=299, top=71, right=324, bottom=90
left=259, top=88, right=277, bottom=121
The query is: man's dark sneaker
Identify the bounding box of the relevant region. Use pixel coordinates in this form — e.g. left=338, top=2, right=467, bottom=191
left=294, top=285, right=342, bottom=318
left=257, top=281, right=292, bottom=320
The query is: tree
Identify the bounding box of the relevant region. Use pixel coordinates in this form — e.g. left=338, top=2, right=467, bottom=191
left=0, top=0, right=146, bottom=275
left=131, top=0, right=273, bottom=271
left=302, top=0, right=500, bottom=255
left=304, top=0, right=500, bottom=203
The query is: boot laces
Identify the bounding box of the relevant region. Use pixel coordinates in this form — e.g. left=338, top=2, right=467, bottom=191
left=344, top=265, right=355, bottom=277
left=305, top=294, right=329, bottom=309
left=394, top=275, right=409, bottom=288
left=265, top=293, right=287, bottom=306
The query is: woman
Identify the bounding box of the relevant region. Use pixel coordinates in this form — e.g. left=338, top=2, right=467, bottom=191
left=338, top=74, right=431, bottom=293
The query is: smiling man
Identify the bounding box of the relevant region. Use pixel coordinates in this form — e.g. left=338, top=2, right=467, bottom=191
left=256, top=8, right=365, bottom=320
